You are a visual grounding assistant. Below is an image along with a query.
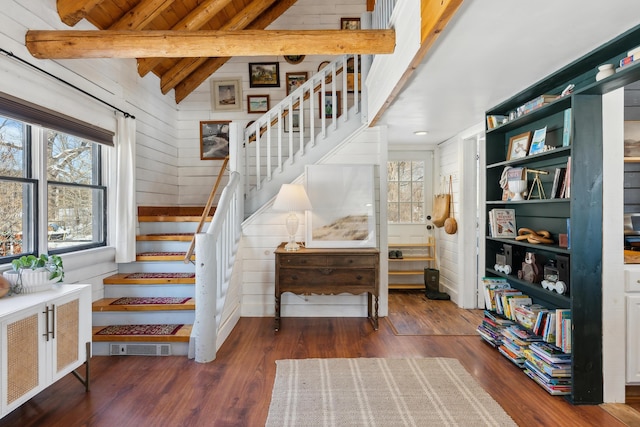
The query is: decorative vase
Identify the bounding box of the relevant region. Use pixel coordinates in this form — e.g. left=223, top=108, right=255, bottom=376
left=508, top=179, right=528, bottom=201
left=596, top=64, right=615, bottom=81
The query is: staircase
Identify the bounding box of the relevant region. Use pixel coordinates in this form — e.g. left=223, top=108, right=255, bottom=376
left=91, top=206, right=213, bottom=356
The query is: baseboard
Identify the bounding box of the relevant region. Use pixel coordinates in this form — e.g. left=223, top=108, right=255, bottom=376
left=627, top=385, right=640, bottom=403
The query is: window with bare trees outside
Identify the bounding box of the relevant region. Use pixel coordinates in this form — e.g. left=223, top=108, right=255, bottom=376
left=387, top=160, right=426, bottom=223
left=0, top=113, right=106, bottom=261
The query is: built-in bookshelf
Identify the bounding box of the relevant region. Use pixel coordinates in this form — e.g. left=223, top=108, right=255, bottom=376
left=482, top=23, right=640, bottom=404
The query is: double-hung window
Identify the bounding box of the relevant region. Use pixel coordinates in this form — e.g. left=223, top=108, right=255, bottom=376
left=0, top=95, right=110, bottom=262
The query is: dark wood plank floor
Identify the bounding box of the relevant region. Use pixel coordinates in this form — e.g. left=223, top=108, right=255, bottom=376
left=0, top=294, right=632, bottom=427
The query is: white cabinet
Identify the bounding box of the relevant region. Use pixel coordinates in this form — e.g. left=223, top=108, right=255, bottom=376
left=0, top=284, right=91, bottom=418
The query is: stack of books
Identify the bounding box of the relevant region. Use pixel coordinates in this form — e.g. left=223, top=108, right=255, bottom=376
left=477, top=310, right=514, bottom=347
left=523, top=342, right=572, bottom=395
left=499, top=324, right=543, bottom=368
left=619, top=45, right=640, bottom=69
left=517, top=94, right=559, bottom=116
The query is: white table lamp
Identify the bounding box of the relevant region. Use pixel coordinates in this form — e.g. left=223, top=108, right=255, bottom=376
left=272, top=184, right=313, bottom=251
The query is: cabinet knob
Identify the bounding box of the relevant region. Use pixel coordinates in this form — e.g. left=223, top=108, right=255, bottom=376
left=319, top=268, right=333, bottom=275
left=356, top=275, right=363, bottom=280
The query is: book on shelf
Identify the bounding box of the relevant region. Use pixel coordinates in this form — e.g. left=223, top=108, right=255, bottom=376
left=562, top=109, right=572, bottom=147
left=523, top=349, right=571, bottom=378
left=506, top=167, right=526, bottom=181
left=550, top=167, right=567, bottom=199
left=524, top=367, right=571, bottom=395
left=487, top=115, right=507, bottom=129
left=494, top=289, right=522, bottom=316
left=555, top=309, right=572, bottom=353
left=559, top=156, right=571, bottom=198
left=482, top=277, right=511, bottom=311
left=489, top=208, right=516, bottom=238
left=506, top=295, right=532, bottom=321
left=529, top=126, right=547, bottom=155
left=530, top=341, right=571, bottom=364
left=513, top=304, right=546, bottom=330
left=519, top=95, right=559, bottom=115
left=628, top=45, right=640, bottom=58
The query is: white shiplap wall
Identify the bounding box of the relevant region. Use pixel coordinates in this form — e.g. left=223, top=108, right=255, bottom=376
left=176, top=0, right=368, bottom=205
left=0, top=1, right=181, bottom=297
left=240, top=126, right=387, bottom=318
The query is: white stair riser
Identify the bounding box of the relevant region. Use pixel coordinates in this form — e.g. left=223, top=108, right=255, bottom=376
left=92, top=342, right=189, bottom=356
left=117, top=262, right=196, bottom=274
left=139, top=222, right=204, bottom=235
left=103, top=284, right=195, bottom=299
left=136, top=240, right=190, bottom=253
left=92, top=311, right=195, bottom=326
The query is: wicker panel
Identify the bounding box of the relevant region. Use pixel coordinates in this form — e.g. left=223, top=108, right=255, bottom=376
left=7, top=314, right=39, bottom=404
left=56, top=299, right=79, bottom=372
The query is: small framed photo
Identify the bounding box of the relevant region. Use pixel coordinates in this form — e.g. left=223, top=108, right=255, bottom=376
left=249, top=62, right=280, bottom=88
left=200, top=121, right=230, bottom=160
left=507, top=131, right=532, bottom=160
left=211, top=78, right=242, bottom=111
left=286, top=72, right=308, bottom=96
left=247, top=94, right=270, bottom=114
left=341, top=17, right=361, bottom=30
left=284, top=111, right=300, bottom=132
left=319, top=91, right=341, bottom=119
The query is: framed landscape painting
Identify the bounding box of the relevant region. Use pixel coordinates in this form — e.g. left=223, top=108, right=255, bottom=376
left=247, top=95, right=270, bottom=114
left=305, top=164, right=376, bottom=248
left=200, top=121, right=230, bottom=160
left=319, top=91, right=341, bottom=119
left=249, top=62, right=280, bottom=88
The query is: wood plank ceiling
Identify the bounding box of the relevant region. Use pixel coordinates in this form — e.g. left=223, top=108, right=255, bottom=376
left=31, top=0, right=394, bottom=104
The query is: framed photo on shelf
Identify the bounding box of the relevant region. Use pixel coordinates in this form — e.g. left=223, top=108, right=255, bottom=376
left=507, top=131, right=532, bottom=160
left=529, top=126, right=547, bottom=155
left=305, top=164, right=376, bottom=248
left=286, top=72, right=308, bottom=96
left=249, top=62, right=280, bottom=88
left=247, top=95, right=270, bottom=114
left=200, top=121, right=230, bottom=160
left=211, top=78, right=242, bottom=111
left=319, top=91, right=341, bottom=119
left=625, top=121, right=640, bottom=157
left=340, top=17, right=361, bottom=30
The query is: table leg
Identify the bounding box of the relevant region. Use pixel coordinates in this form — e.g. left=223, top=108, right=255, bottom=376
left=275, top=293, right=281, bottom=331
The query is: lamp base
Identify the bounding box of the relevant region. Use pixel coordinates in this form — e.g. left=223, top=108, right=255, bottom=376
left=284, top=240, right=301, bottom=251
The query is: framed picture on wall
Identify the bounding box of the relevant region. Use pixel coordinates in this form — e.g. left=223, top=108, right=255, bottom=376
left=286, top=72, right=308, bottom=96
left=341, top=17, right=361, bottom=30
left=200, top=121, right=230, bottom=160
left=249, top=62, right=280, bottom=88
left=211, top=78, right=242, bottom=111
left=318, top=91, right=341, bottom=118
left=247, top=95, right=270, bottom=114
left=305, top=164, right=376, bottom=248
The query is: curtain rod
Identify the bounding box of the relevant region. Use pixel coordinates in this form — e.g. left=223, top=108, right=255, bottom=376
left=0, top=48, right=135, bottom=119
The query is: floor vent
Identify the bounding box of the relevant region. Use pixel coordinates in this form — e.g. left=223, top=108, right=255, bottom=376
left=110, top=344, right=171, bottom=356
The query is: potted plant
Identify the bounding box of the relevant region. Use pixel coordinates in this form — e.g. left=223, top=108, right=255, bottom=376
left=3, top=254, right=64, bottom=294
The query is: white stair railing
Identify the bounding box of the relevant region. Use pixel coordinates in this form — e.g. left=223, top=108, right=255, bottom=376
left=191, top=171, right=241, bottom=363
left=372, top=0, right=397, bottom=29
left=243, top=54, right=363, bottom=210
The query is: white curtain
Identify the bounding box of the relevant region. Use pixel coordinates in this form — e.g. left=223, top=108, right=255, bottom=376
left=114, top=114, right=137, bottom=263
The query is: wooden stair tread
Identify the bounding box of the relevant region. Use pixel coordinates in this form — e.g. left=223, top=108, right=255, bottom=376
left=93, top=298, right=195, bottom=312
left=103, top=273, right=195, bottom=285
left=92, top=324, right=192, bottom=342
left=137, top=233, right=194, bottom=241
left=136, top=252, right=195, bottom=261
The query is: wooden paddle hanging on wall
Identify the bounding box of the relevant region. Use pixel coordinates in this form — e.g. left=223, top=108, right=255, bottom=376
left=444, top=175, right=457, bottom=235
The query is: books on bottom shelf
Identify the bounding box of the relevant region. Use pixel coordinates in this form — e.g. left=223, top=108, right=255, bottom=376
left=477, top=310, right=514, bottom=348
left=524, top=343, right=572, bottom=395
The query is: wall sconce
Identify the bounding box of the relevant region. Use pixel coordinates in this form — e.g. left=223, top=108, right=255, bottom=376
left=272, top=184, right=313, bottom=251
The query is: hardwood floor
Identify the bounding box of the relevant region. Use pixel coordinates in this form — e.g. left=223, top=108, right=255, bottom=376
left=0, top=292, right=633, bottom=427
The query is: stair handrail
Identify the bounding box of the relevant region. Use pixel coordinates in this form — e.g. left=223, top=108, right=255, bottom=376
left=184, top=155, right=230, bottom=263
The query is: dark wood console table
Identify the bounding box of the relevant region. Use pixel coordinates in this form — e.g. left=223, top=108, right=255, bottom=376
left=274, top=243, right=379, bottom=331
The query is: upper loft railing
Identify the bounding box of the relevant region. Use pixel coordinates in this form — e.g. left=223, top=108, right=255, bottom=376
left=243, top=54, right=366, bottom=213
left=372, top=0, right=397, bottom=29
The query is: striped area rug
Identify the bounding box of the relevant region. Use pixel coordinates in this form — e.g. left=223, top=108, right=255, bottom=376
left=266, top=358, right=517, bottom=427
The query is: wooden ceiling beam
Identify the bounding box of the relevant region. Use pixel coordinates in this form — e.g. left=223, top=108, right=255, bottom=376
left=174, top=0, right=298, bottom=103
left=160, top=0, right=277, bottom=94
left=57, top=0, right=105, bottom=27
left=137, top=0, right=235, bottom=76
left=108, top=0, right=176, bottom=30
left=26, top=29, right=395, bottom=59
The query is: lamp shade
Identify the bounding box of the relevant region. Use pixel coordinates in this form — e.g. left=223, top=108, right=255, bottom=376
left=272, top=184, right=312, bottom=212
